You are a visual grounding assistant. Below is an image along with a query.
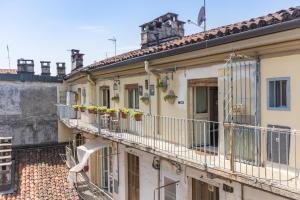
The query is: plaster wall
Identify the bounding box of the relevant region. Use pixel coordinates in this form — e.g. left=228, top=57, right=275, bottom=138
left=0, top=81, right=59, bottom=146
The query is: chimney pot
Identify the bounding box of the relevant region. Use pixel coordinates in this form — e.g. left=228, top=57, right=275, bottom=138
left=71, top=49, right=84, bottom=71
left=40, top=61, right=51, bottom=76
left=17, top=59, right=34, bottom=74
left=56, top=62, right=66, bottom=78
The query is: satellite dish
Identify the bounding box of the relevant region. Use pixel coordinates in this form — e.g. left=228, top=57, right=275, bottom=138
left=197, top=6, right=206, bottom=26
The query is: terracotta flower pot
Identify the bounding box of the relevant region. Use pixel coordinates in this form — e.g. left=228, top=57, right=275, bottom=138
left=121, top=112, right=128, bottom=119
left=134, top=114, right=142, bottom=121
left=109, top=112, right=116, bottom=117
left=73, top=108, right=79, bottom=111
left=88, top=109, right=94, bottom=114
left=98, top=111, right=105, bottom=115
left=80, top=108, right=86, bottom=112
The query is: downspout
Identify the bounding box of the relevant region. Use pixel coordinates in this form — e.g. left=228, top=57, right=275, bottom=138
left=144, top=61, right=152, bottom=114
left=87, top=74, right=96, bottom=85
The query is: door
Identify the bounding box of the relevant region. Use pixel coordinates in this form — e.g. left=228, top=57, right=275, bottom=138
left=128, top=153, right=139, bottom=200
left=192, top=179, right=219, bottom=200
left=193, top=86, right=218, bottom=150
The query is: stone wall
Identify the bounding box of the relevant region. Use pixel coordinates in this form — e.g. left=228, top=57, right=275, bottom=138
left=0, top=81, right=60, bottom=146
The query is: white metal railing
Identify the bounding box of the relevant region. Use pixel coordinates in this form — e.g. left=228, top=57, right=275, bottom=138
left=57, top=105, right=300, bottom=191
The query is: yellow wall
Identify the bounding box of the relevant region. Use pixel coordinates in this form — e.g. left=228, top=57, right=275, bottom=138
left=261, top=54, right=300, bottom=167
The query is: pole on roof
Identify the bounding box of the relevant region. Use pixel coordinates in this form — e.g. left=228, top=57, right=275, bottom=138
left=108, top=37, right=117, bottom=56
left=204, top=0, right=206, bottom=31
left=6, top=45, right=11, bottom=69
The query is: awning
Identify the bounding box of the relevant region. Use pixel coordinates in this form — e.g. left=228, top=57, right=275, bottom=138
left=68, top=138, right=109, bottom=184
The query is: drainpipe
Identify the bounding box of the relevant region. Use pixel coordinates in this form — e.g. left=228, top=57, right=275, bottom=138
left=144, top=61, right=152, bottom=114
left=87, top=74, right=96, bottom=85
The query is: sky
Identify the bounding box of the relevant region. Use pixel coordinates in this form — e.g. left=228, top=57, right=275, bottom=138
left=0, top=0, right=299, bottom=75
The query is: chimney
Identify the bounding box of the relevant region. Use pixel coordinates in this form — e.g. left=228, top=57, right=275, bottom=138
left=40, top=61, right=51, bottom=76
left=71, top=49, right=84, bottom=71
left=17, top=59, right=34, bottom=74
left=56, top=62, right=66, bottom=78
left=140, top=13, right=185, bottom=48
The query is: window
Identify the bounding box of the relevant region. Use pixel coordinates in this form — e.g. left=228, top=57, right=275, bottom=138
left=127, top=84, right=139, bottom=109
left=267, top=78, right=290, bottom=110
left=100, top=87, right=110, bottom=107
left=164, top=177, right=177, bottom=200
left=192, top=178, right=219, bottom=200
left=195, top=86, right=208, bottom=113
left=267, top=125, right=290, bottom=164
left=128, top=153, right=139, bottom=200
left=101, top=147, right=113, bottom=194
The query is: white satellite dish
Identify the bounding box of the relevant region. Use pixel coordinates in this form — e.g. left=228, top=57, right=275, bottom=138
left=197, top=6, right=206, bottom=27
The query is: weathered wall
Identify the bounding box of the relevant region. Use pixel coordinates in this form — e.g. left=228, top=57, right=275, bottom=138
left=0, top=81, right=59, bottom=146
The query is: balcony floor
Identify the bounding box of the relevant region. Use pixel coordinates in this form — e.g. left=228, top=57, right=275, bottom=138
left=61, top=118, right=300, bottom=193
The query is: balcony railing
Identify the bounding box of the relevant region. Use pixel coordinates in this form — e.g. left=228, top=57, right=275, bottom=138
left=57, top=105, right=300, bottom=191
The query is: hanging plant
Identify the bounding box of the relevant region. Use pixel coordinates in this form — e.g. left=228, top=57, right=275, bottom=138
left=72, top=105, right=80, bottom=111
left=97, top=106, right=107, bottom=115
left=132, top=110, right=143, bottom=121
left=106, top=108, right=117, bottom=117
left=111, top=95, right=120, bottom=102
left=164, top=90, right=178, bottom=104
left=119, top=108, right=129, bottom=119
left=79, top=105, right=87, bottom=112
left=140, top=95, right=150, bottom=104
left=87, top=106, right=97, bottom=114
left=156, top=81, right=168, bottom=92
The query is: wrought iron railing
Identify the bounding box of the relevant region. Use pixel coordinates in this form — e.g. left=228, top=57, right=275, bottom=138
left=57, top=105, right=300, bottom=191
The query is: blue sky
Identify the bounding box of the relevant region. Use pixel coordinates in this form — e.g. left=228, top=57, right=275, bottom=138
left=0, top=0, right=299, bottom=74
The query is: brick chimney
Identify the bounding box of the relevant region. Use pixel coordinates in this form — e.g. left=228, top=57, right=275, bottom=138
left=40, top=61, right=51, bottom=76
left=17, top=59, right=34, bottom=74
left=140, top=13, right=185, bottom=48
left=56, top=62, right=66, bottom=78
left=71, top=49, right=84, bottom=71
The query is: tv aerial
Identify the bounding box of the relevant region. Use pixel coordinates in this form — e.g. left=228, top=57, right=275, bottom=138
left=187, top=0, right=206, bottom=31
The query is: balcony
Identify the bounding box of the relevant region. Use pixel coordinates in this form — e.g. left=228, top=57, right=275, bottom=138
left=57, top=105, right=300, bottom=194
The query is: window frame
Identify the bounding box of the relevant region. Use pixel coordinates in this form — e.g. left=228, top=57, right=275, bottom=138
left=267, top=77, right=290, bottom=111
left=127, top=87, right=139, bottom=109
left=100, top=147, right=113, bottom=195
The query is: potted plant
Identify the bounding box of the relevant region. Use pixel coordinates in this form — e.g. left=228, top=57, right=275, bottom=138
left=79, top=105, right=87, bottom=112
left=72, top=105, right=80, bottom=111
left=97, top=106, right=107, bottom=115
left=87, top=106, right=97, bottom=114
left=106, top=108, right=117, bottom=117
left=119, top=108, right=129, bottom=119
left=111, top=95, right=120, bottom=102
left=156, top=80, right=168, bottom=92
left=164, top=90, right=178, bottom=104
left=140, top=95, right=150, bottom=105
left=132, top=110, right=143, bottom=121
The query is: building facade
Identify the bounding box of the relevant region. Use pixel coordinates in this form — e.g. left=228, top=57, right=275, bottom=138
left=57, top=7, right=300, bottom=200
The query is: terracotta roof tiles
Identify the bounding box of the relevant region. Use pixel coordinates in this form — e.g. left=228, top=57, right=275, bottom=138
left=0, top=145, right=79, bottom=200
left=0, top=69, right=17, bottom=74
left=66, top=6, right=300, bottom=78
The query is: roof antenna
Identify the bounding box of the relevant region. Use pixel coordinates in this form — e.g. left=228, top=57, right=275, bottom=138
left=6, top=45, right=11, bottom=69
left=187, top=0, right=206, bottom=31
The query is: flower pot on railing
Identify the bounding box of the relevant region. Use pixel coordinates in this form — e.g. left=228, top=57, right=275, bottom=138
left=72, top=105, right=79, bottom=111
left=132, top=110, right=143, bottom=121
left=119, top=108, right=129, bottom=119
left=106, top=108, right=117, bottom=117
left=164, top=90, right=178, bottom=104
left=79, top=105, right=86, bottom=112
left=97, top=106, right=107, bottom=115
left=87, top=106, right=97, bottom=114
